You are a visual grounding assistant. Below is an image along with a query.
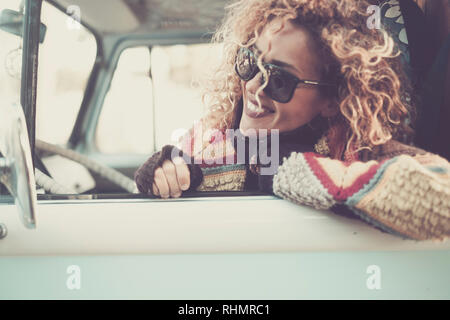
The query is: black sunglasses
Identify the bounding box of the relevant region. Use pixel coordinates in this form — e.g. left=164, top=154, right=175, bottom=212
left=235, top=46, right=336, bottom=103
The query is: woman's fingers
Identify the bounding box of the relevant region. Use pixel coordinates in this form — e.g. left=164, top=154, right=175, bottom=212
left=153, top=167, right=170, bottom=198
left=161, top=160, right=182, bottom=197
left=152, top=182, right=159, bottom=196
left=172, top=157, right=190, bottom=191
left=152, top=158, right=191, bottom=198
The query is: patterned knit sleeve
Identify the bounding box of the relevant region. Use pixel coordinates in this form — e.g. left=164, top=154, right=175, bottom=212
left=273, top=152, right=450, bottom=241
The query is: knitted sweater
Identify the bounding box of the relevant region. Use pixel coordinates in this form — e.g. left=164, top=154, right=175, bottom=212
left=135, top=122, right=450, bottom=241
left=274, top=148, right=450, bottom=241
left=135, top=116, right=324, bottom=195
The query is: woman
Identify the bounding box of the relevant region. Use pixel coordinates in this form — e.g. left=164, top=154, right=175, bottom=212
left=135, top=0, right=450, bottom=241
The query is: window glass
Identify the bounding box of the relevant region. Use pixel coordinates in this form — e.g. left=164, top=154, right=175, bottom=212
left=95, top=43, right=222, bottom=154
left=0, top=0, right=22, bottom=197
left=0, top=0, right=23, bottom=104
left=36, top=1, right=97, bottom=145
left=151, top=44, right=221, bottom=150
left=95, top=47, right=154, bottom=154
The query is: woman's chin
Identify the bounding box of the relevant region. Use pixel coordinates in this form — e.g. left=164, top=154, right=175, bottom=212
left=239, top=119, right=261, bottom=136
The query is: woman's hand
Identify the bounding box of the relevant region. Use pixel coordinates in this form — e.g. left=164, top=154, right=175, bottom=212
left=152, top=157, right=191, bottom=198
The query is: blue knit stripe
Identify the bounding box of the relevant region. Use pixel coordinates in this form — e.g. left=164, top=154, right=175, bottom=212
left=344, top=157, right=415, bottom=240
left=346, top=157, right=398, bottom=207
left=426, top=166, right=447, bottom=174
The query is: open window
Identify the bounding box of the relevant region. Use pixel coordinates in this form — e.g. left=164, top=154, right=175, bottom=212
left=36, top=1, right=97, bottom=145
left=83, top=43, right=229, bottom=195
left=95, top=44, right=220, bottom=155
left=17, top=0, right=256, bottom=199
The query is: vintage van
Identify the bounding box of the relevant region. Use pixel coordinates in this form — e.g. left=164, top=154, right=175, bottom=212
left=0, top=0, right=449, bottom=299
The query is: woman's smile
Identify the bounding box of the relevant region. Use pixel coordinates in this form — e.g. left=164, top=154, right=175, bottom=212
left=244, top=97, right=275, bottom=119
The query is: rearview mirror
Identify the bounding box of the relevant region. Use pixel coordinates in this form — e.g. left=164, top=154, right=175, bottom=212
left=0, top=8, right=46, bottom=43
left=0, top=101, right=37, bottom=229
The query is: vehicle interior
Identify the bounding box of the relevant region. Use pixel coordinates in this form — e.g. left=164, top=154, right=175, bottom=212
left=1, top=0, right=449, bottom=200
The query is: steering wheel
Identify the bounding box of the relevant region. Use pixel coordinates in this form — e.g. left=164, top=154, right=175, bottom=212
left=35, top=140, right=138, bottom=194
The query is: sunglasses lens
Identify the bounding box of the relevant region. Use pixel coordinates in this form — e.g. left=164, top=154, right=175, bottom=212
left=265, top=67, right=296, bottom=103
left=235, top=47, right=256, bottom=81
left=235, top=47, right=298, bottom=103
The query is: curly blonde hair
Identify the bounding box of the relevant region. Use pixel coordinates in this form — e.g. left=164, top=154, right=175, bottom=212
left=198, top=0, right=414, bottom=159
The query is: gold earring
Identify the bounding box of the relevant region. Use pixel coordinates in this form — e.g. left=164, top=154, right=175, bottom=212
left=314, top=134, right=330, bottom=156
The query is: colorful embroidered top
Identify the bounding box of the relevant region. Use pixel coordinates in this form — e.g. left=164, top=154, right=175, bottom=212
left=134, top=119, right=450, bottom=242
left=273, top=151, right=450, bottom=241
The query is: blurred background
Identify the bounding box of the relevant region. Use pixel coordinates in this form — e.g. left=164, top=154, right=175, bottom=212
left=1, top=0, right=222, bottom=155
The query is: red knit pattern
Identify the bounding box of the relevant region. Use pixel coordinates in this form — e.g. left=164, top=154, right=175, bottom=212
left=304, top=152, right=341, bottom=198
left=304, top=152, right=383, bottom=201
